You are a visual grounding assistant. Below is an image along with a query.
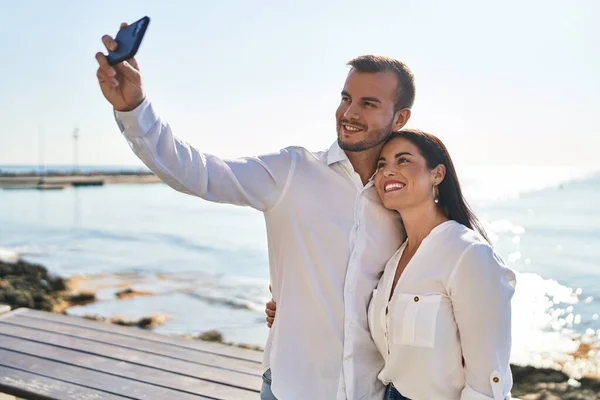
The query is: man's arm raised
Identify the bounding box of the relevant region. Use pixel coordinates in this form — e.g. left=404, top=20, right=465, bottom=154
left=96, top=24, right=294, bottom=211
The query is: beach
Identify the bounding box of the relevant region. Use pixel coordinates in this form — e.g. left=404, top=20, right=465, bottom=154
left=2, top=255, right=599, bottom=399
left=1, top=164, right=599, bottom=398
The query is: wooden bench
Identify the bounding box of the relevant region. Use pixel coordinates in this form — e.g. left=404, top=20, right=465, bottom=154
left=0, top=307, right=264, bottom=399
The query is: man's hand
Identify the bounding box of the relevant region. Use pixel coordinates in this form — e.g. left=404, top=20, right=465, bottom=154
left=95, top=23, right=145, bottom=112
left=265, top=299, right=276, bottom=328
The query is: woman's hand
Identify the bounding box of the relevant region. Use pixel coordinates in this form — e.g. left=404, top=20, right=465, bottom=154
left=265, top=298, right=276, bottom=328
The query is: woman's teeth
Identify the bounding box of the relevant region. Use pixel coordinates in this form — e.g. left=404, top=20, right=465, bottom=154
left=384, top=182, right=405, bottom=192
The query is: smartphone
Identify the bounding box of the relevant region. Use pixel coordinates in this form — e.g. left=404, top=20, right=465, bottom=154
left=106, top=16, right=150, bottom=66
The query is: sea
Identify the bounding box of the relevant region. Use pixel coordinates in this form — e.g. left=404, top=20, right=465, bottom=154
left=1, top=164, right=599, bottom=377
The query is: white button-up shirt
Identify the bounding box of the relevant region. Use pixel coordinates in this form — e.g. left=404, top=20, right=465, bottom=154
left=369, top=220, right=516, bottom=400
left=114, top=99, right=406, bottom=400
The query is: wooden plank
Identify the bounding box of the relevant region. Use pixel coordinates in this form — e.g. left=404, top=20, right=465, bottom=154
left=0, top=349, right=213, bottom=400
left=0, top=364, right=130, bottom=400
left=0, top=335, right=259, bottom=399
left=19, top=309, right=264, bottom=363
left=0, top=308, right=27, bottom=321
left=2, top=316, right=261, bottom=376
left=0, top=321, right=261, bottom=381
left=0, top=329, right=260, bottom=393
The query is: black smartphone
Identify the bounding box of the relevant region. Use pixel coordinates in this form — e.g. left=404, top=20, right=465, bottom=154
left=106, top=16, right=150, bottom=66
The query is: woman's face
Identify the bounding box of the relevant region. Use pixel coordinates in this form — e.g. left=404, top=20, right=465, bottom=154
left=374, top=137, right=443, bottom=211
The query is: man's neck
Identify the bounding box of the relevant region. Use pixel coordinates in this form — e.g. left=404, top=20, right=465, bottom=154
left=346, top=145, right=383, bottom=186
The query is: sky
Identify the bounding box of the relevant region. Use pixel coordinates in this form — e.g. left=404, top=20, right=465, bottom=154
left=0, top=0, right=598, bottom=167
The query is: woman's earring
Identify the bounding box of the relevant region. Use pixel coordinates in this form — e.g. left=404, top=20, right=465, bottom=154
left=433, top=186, right=439, bottom=204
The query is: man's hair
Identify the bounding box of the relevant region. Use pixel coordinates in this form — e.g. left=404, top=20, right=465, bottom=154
left=347, top=55, right=415, bottom=112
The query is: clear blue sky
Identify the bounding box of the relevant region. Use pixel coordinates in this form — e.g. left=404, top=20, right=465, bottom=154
left=1, top=0, right=598, bottom=167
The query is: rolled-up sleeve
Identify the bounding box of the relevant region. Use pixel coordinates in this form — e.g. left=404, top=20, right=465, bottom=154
left=114, top=99, right=295, bottom=211
left=448, top=242, right=517, bottom=400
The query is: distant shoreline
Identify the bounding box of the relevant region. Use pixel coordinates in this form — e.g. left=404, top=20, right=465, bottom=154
left=0, top=171, right=161, bottom=188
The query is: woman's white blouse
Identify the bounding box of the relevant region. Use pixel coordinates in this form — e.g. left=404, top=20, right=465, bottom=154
left=368, top=220, right=517, bottom=400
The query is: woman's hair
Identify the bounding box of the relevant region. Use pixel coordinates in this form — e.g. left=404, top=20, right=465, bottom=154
left=385, top=129, right=490, bottom=243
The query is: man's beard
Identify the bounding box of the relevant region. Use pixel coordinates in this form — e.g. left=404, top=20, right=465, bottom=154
left=337, top=119, right=394, bottom=152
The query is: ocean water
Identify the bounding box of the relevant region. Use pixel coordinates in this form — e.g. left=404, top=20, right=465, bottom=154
left=1, top=164, right=599, bottom=375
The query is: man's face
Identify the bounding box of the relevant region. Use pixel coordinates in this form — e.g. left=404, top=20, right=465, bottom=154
left=336, top=70, right=400, bottom=152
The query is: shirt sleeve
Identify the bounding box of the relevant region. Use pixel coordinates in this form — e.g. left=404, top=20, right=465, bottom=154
left=447, top=242, right=517, bottom=400
left=113, top=99, right=296, bottom=212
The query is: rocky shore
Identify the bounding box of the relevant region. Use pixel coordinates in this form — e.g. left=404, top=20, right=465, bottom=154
left=510, top=365, right=600, bottom=399
left=0, top=257, right=73, bottom=312
left=1, top=257, right=599, bottom=399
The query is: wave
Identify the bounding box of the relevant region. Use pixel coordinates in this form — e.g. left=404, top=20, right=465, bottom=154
left=179, top=289, right=265, bottom=312
left=0, top=248, right=20, bottom=264
left=145, top=232, right=221, bottom=254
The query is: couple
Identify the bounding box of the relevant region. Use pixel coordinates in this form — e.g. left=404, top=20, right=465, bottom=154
left=95, top=24, right=516, bottom=400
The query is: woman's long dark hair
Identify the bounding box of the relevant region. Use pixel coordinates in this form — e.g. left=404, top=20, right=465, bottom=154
left=386, top=129, right=490, bottom=243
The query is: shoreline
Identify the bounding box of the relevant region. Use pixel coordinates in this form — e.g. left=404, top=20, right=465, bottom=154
left=1, top=257, right=599, bottom=398
left=0, top=171, right=161, bottom=189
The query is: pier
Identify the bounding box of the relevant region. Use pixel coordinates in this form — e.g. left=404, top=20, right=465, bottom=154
left=0, top=307, right=262, bottom=399
left=0, top=173, right=161, bottom=190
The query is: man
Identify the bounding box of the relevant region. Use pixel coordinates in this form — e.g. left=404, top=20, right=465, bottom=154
left=95, top=23, right=415, bottom=400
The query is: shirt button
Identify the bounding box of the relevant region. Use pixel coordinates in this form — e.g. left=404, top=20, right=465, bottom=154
left=493, top=377, right=500, bottom=383
left=344, top=356, right=351, bottom=361
left=414, top=296, right=419, bottom=302
left=349, top=321, right=354, bottom=327
left=347, top=287, right=353, bottom=292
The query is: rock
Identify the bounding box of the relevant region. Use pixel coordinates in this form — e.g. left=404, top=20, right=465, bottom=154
left=136, top=315, right=167, bottom=329
left=236, top=343, right=264, bottom=351
left=81, top=314, right=107, bottom=323
left=511, top=364, right=600, bottom=399
left=109, top=314, right=168, bottom=329
left=579, top=377, right=600, bottom=391
left=47, top=275, right=67, bottom=291
left=0, top=259, right=69, bottom=312
left=512, top=365, right=569, bottom=384
left=67, top=291, right=96, bottom=305
left=114, top=288, right=154, bottom=299
left=572, top=342, right=593, bottom=359
left=192, top=330, right=263, bottom=352
left=197, top=330, right=224, bottom=343
left=1, top=289, right=33, bottom=308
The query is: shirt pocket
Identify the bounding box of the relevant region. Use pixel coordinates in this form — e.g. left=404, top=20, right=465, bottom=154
left=393, top=293, right=442, bottom=348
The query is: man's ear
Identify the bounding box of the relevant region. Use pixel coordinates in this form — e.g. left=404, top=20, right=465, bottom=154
left=392, top=108, right=411, bottom=131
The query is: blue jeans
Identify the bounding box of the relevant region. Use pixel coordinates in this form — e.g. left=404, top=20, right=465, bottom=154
left=384, top=383, right=411, bottom=400
left=260, top=369, right=277, bottom=400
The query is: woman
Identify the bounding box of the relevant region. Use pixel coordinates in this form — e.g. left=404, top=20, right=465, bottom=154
left=369, top=129, right=516, bottom=400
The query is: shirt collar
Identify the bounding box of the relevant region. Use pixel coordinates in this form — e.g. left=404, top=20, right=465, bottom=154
left=326, top=140, right=348, bottom=166
left=367, top=171, right=377, bottom=184
left=327, top=140, right=378, bottom=188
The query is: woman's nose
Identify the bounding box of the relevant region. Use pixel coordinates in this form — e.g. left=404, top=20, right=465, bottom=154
left=383, top=166, right=395, bottom=177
